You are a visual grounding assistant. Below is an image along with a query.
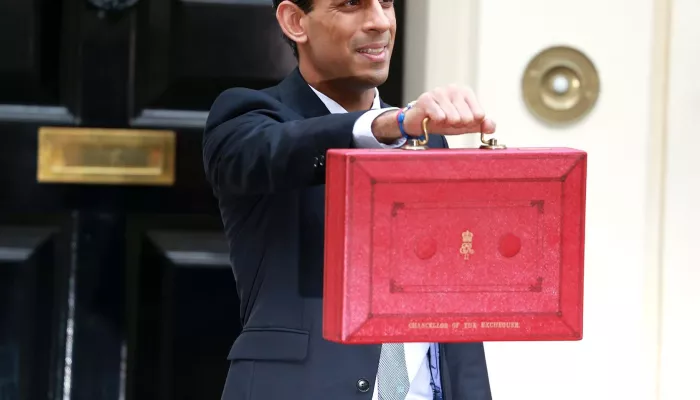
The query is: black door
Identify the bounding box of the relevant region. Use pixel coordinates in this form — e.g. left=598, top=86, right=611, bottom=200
left=0, top=1, right=405, bottom=399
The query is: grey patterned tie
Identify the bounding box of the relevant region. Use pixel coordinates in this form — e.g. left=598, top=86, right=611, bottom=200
left=376, top=343, right=410, bottom=400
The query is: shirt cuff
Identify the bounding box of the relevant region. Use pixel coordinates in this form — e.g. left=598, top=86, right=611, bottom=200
left=352, top=108, right=406, bottom=149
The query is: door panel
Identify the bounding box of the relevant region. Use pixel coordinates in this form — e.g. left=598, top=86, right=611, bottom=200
left=126, top=218, right=238, bottom=400
left=0, top=0, right=62, bottom=106
left=131, top=0, right=298, bottom=127
left=0, top=0, right=75, bottom=123
left=0, top=220, right=71, bottom=400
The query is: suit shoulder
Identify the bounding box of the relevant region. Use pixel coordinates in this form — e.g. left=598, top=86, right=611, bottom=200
left=210, top=86, right=282, bottom=112
left=206, top=86, right=285, bottom=130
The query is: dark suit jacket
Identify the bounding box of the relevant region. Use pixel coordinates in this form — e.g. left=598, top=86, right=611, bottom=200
left=202, top=68, right=492, bottom=400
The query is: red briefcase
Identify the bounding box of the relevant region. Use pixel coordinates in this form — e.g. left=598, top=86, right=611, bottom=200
left=322, top=132, right=587, bottom=344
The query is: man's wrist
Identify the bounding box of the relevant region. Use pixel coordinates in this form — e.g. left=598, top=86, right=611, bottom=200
left=371, top=109, right=402, bottom=144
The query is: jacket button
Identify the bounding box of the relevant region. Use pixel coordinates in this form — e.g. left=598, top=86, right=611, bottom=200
left=356, top=378, right=370, bottom=392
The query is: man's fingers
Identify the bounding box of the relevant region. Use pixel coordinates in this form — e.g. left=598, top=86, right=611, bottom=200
left=463, top=88, right=486, bottom=122
left=432, top=90, right=461, bottom=126
left=412, top=85, right=494, bottom=136
left=481, top=118, right=497, bottom=134
left=451, top=94, right=475, bottom=127
left=421, top=95, right=446, bottom=122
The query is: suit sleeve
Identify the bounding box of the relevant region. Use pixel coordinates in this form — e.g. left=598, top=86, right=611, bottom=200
left=202, top=88, right=366, bottom=196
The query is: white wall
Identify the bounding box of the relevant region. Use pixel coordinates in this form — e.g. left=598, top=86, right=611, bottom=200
left=403, top=0, right=699, bottom=399
left=658, top=0, right=700, bottom=398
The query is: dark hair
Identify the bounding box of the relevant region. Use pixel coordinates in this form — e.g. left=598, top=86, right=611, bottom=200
left=272, top=0, right=314, bottom=58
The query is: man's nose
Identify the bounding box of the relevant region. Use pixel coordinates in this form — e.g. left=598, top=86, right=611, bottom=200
left=364, top=0, right=391, bottom=32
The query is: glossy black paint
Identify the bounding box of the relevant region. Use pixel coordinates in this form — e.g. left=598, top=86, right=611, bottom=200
left=0, top=0, right=406, bottom=399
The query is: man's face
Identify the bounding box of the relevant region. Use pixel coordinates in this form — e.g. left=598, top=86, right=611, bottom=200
left=301, top=0, right=396, bottom=89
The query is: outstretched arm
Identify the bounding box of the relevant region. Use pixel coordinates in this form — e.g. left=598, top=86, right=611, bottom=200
left=203, top=84, right=490, bottom=196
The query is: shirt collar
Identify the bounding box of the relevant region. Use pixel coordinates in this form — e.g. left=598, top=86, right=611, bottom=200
left=308, top=85, right=381, bottom=114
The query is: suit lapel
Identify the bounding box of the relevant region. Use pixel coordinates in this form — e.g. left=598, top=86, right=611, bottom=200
left=277, top=68, right=332, bottom=119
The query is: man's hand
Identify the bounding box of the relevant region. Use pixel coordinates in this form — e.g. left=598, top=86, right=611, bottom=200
left=404, top=85, right=496, bottom=136
left=371, top=85, right=496, bottom=143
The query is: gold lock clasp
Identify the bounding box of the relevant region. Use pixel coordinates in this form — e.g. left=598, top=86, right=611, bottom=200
left=400, top=117, right=431, bottom=151
left=400, top=117, right=506, bottom=150
left=479, top=132, right=507, bottom=150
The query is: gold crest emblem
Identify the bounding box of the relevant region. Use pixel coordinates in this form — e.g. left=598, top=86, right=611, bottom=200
left=460, top=230, right=474, bottom=260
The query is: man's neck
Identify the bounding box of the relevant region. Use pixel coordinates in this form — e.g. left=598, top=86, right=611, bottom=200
left=299, top=63, right=376, bottom=112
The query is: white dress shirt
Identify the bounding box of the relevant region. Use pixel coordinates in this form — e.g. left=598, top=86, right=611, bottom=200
left=309, top=85, right=434, bottom=400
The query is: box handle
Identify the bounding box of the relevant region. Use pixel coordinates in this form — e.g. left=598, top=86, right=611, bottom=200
left=401, top=118, right=507, bottom=151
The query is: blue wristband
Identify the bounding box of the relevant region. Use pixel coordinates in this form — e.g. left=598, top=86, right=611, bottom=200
left=397, top=101, right=417, bottom=139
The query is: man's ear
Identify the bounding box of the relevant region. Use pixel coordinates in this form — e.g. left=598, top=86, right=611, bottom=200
left=275, top=1, right=308, bottom=46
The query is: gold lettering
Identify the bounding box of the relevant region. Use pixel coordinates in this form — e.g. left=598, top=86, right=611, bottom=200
left=460, top=230, right=474, bottom=260
left=406, top=321, right=520, bottom=330
left=480, top=321, right=521, bottom=329
left=408, top=322, right=450, bottom=329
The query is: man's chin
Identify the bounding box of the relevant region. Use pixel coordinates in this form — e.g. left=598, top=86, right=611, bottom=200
left=354, top=67, right=390, bottom=88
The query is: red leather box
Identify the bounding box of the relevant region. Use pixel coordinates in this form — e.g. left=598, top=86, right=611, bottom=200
left=322, top=141, right=587, bottom=344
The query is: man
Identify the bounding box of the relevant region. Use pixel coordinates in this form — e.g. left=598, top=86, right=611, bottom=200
left=202, top=0, right=495, bottom=399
